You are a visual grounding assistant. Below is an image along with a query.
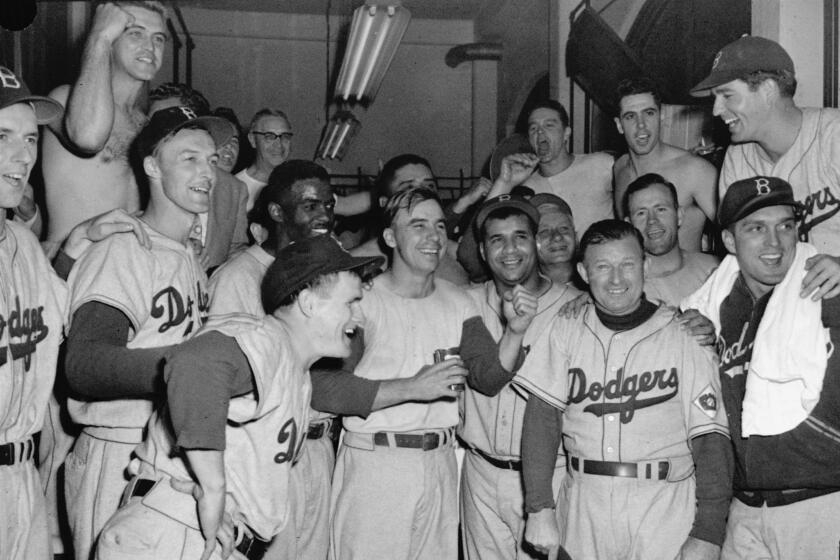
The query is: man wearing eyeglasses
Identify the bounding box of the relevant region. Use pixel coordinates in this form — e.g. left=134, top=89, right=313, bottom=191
left=237, top=108, right=294, bottom=211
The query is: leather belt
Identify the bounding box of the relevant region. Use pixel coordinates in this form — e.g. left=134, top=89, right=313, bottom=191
left=307, top=419, right=333, bottom=440
left=372, top=429, right=453, bottom=451
left=472, top=448, right=522, bottom=471
left=0, top=438, right=35, bottom=466
left=127, top=478, right=271, bottom=559
left=569, top=456, right=669, bottom=480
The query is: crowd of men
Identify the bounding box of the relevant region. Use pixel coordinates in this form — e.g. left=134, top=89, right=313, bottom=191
left=2, top=1, right=840, bottom=559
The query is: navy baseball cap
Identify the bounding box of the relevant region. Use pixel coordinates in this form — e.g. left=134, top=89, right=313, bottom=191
left=691, top=36, right=794, bottom=97
left=475, top=193, right=541, bottom=234
left=261, top=235, right=385, bottom=314
left=718, top=176, right=798, bottom=227
left=135, top=106, right=235, bottom=159
left=530, top=192, right=573, bottom=218
left=0, top=66, right=62, bottom=124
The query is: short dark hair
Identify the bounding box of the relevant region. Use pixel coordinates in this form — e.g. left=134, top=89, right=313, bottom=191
left=743, top=69, right=797, bottom=98
left=383, top=184, right=442, bottom=228
left=149, top=83, right=210, bottom=116
left=615, top=77, right=662, bottom=115
left=249, top=159, right=330, bottom=229
left=527, top=99, right=570, bottom=129
left=622, top=173, right=679, bottom=217
left=578, top=219, right=644, bottom=260
left=375, top=153, right=435, bottom=201
left=478, top=207, right=537, bottom=242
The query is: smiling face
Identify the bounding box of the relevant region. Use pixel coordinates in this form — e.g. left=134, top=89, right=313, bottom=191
left=216, top=135, right=239, bottom=173
left=528, top=107, right=570, bottom=165
left=310, top=271, right=364, bottom=358
left=111, top=5, right=166, bottom=81
left=0, top=103, right=38, bottom=210
left=251, top=115, right=293, bottom=168
left=480, top=213, right=538, bottom=288
left=616, top=92, right=661, bottom=156
left=147, top=127, right=218, bottom=216
left=578, top=236, right=646, bottom=316
left=626, top=182, right=682, bottom=257
left=711, top=78, right=770, bottom=143
left=384, top=198, right=447, bottom=275
left=536, top=206, right=575, bottom=267
left=722, top=205, right=797, bottom=298
left=283, top=178, right=335, bottom=241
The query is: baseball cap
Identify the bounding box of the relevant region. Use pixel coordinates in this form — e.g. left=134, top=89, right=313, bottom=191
left=691, top=36, right=794, bottom=96
left=475, top=194, right=541, bottom=234
left=135, top=106, right=236, bottom=159
left=530, top=193, right=573, bottom=218
left=718, top=176, right=798, bottom=227
left=0, top=66, right=62, bottom=124
left=261, top=235, right=385, bottom=314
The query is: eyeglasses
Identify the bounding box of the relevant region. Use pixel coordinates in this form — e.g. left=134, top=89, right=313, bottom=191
left=252, top=131, right=293, bottom=142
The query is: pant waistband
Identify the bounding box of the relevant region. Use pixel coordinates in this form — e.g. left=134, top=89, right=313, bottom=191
left=343, top=428, right=455, bottom=451
left=124, top=477, right=271, bottom=559
left=734, top=487, right=840, bottom=508
left=470, top=448, right=566, bottom=471
left=570, top=456, right=669, bottom=480
left=0, top=437, right=34, bottom=466
left=82, top=426, right=144, bottom=444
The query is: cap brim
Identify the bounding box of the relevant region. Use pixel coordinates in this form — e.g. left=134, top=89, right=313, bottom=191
left=339, top=254, right=386, bottom=282
left=185, top=115, right=236, bottom=148
left=690, top=68, right=745, bottom=97
left=2, top=95, right=63, bottom=125
left=720, top=196, right=798, bottom=227
left=476, top=199, right=541, bottom=232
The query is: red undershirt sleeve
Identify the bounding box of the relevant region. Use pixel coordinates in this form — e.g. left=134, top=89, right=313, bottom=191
left=522, top=395, right=563, bottom=513
left=689, top=432, right=734, bottom=546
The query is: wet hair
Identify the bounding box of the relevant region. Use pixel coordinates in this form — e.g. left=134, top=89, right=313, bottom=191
left=578, top=219, right=644, bottom=261
left=112, top=1, right=169, bottom=22
left=615, top=77, right=662, bottom=115
left=249, top=159, right=330, bottom=230
left=383, top=184, right=442, bottom=228
left=742, top=69, right=797, bottom=98
left=248, top=108, right=291, bottom=133
left=149, top=82, right=210, bottom=116
left=375, top=153, right=435, bottom=201
left=478, top=207, right=537, bottom=242
left=527, top=99, right=570, bottom=129
left=622, top=173, right=679, bottom=217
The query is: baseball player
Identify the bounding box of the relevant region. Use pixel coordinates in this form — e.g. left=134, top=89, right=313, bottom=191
left=691, top=36, right=840, bottom=298
left=684, top=176, right=840, bottom=560
left=63, top=106, right=234, bottom=560
left=330, top=185, right=535, bottom=559
left=94, top=235, right=381, bottom=560
left=532, top=192, right=578, bottom=286
left=516, top=219, right=732, bottom=560
left=623, top=173, right=719, bottom=306
left=0, top=66, right=155, bottom=560
left=459, top=193, right=580, bottom=560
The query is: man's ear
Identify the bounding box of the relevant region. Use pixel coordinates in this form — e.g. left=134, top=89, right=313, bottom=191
left=721, top=228, right=737, bottom=255
left=248, top=131, right=257, bottom=149
left=297, top=287, right=315, bottom=317
left=143, top=155, right=161, bottom=179
left=478, top=240, right=487, bottom=263
left=614, top=117, right=624, bottom=136
left=676, top=205, right=685, bottom=228
left=268, top=202, right=285, bottom=224
left=576, top=262, right=589, bottom=285
left=383, top=227, right=397, bottom=249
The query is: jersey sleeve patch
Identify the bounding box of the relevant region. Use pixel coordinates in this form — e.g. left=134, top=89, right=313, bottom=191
left=693, top=384, right=719, bottom=419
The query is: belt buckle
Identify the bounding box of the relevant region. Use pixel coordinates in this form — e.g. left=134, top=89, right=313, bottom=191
left=422, top=432, right=439, bottom=451
left=307, top=423, right=325, bottom=439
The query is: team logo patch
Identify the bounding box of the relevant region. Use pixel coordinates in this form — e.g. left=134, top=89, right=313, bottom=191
left=694, top=385, right=718, bottom=418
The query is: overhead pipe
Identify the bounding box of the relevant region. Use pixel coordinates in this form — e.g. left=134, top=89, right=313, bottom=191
left=445, top=42, right=502, bottom=68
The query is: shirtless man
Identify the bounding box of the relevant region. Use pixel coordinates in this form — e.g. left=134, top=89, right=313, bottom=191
left=612, top=78, right=717, bottom=252
left=41, top=1, right=167, bottom=256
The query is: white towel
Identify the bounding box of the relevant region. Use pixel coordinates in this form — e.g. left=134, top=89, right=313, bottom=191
left=682, top=242, right=828, bottom=436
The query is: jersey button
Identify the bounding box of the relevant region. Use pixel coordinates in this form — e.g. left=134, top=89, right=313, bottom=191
left=606, top=446, right=614, bottom=453
left=607, top=415, right=615, bottom=422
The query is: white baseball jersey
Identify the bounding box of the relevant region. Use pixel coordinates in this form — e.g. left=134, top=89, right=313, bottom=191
left=720, top=107, right=840, bottom=254
left=0, top=221, right=68, bottom=443
left=66, top=224, right=208, bottom=429
left=515, top=304, right=728, bottom=467
left=460, top=280, right=581, bottom=458
left=342, top=276, right=479, bottom=434
left=208, top=243, right=273, bottom=318
left=135, top=315, right=312, bottom=539
left=525, top=152, right=614, bottom=237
